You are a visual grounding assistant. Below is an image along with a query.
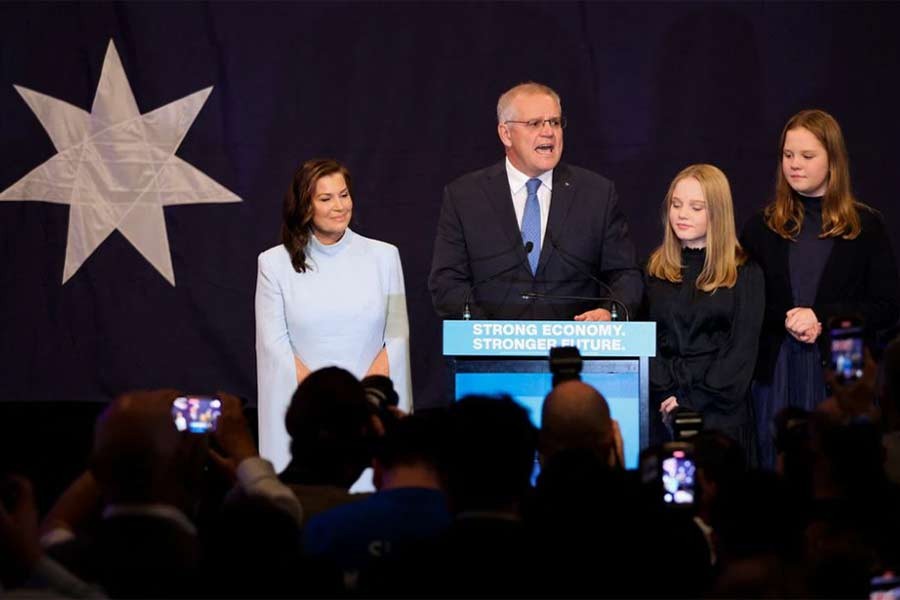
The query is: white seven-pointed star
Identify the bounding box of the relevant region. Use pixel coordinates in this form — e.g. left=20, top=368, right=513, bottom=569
left=0, top=40, right=241, bottom=285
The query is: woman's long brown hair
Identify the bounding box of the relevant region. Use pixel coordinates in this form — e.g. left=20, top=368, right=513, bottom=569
left=282, top=159, right=352, bottom=273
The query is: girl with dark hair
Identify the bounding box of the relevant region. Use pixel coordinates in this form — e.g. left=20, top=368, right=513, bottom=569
left=255, top=159, right=411, bottom=472
left=741, top=109, right=899, bottom=468
left=645, top=164, right=764, bottom=448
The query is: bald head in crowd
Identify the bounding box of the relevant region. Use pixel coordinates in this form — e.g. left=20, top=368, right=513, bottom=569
left=540, top=381, right=621, bottom=467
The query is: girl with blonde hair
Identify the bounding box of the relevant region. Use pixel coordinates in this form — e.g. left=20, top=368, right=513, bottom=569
left=741, top=109, right=899, bottom=468
left=646, top=164, right=764, bottom=447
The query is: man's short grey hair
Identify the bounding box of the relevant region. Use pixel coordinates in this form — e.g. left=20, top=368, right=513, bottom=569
left=497, top=82, right=563, bottom=123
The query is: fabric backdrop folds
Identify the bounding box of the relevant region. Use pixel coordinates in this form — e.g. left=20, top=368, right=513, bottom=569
left=1, top=2, right=898, bottom=408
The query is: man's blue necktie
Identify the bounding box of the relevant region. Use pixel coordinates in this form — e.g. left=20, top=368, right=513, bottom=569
left=521, top=177, right=542, bottom=274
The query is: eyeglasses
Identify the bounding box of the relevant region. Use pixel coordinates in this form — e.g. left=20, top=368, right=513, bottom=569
left=504, top=116, right=568, bottom=130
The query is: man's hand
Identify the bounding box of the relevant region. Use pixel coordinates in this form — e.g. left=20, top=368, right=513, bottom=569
left=574, top=308, right=612, bottom=321
left=209, top=392, right=258, bottom=480
left=785, top=307, right=821, bottom=344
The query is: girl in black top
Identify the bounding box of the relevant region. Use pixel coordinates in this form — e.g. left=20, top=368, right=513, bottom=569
left=646, top=164, right=764, bottom=448
left=741, top=109, right=900, bottom=469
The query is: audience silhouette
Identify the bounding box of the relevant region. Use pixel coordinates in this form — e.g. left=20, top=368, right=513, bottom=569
left=3, top=344, right=900, bottom=598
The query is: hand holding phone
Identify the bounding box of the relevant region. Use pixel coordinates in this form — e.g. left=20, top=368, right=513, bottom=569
left=209, top=392, right=258, bottom=466
left=640, top=442, right=697, bottom=506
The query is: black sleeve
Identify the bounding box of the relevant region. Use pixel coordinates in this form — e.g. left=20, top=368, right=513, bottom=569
left=645, top=273, right=691, bottom=404
left=598, top=183, right=643, bottom=317
left=681, top=262, right=766, bottom=414
left=649, top=356, right=684, bottom=404
left=739, top=214, right=786, bottom=331
left=814, top=210, right=900, bottom=332
left=428, top=184, right=480, bottom=319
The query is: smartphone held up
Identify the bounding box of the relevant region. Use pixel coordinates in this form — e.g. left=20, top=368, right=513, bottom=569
left=171, top=396, right=222, bottom=434
left=829, top=317, right=865, bottom=383
left=640, top=441, right=696, bottom=507
left=661, top=442, right=696, bottom=506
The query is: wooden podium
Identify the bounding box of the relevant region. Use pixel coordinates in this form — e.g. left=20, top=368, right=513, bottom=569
left=443, top=320, right=656, bottom=469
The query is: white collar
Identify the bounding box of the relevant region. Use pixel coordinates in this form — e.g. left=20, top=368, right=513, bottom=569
left=505, top=157, right=553, bottom=194
left=309, top=227, right=354, bottom=256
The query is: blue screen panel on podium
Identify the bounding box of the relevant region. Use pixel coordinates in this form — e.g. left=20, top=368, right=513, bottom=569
left=451, top=359, right=641, bottom=469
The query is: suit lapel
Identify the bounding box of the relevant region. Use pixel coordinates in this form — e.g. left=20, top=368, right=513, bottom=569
left=538, top=163, right=576, bottom=274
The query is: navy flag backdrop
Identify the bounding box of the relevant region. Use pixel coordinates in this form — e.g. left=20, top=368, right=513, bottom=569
left=1, top=2, right=899, bottom=408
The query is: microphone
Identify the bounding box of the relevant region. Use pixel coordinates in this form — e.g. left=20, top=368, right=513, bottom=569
left=519, top=290, right=626, bottom=321
left=520, top=291, right=609, bottom=302
left=463, top=241, right=533, bottom=320
left=546, top=235, right=629, bottom=321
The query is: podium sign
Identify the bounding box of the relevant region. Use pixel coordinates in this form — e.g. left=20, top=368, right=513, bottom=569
left=443, top=320, right=656, bottom=357
left=444, top=320, right=656, bottom=470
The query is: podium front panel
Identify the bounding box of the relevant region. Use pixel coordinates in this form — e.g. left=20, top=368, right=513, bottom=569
left=447, top=357, right=647, bottom=470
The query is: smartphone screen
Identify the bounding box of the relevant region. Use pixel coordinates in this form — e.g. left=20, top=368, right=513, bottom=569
left=830, top=324, right=864, bottom=382
left=661, top=449, right=695, bottom=505
left=172, top=396, right=222, bottom=433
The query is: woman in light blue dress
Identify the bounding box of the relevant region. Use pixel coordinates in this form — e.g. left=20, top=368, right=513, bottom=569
left=255, top=159, right=411, bottom=472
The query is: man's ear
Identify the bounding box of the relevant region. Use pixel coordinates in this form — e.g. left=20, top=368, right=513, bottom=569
left=497, top=123, right=513, bottom=148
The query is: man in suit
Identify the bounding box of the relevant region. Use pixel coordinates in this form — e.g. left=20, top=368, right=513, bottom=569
left=429, top=82, right=642, bottom=321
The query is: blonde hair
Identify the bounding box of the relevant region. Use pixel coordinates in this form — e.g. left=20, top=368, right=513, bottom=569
left=496, top=82, right=562, bottom=123
left=647, top=164, right=747, bottom=292
left=765, top=109, right=861, bottom=240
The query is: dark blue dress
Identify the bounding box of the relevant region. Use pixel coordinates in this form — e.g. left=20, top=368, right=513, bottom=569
left=753, top=196, right=832, bottom=469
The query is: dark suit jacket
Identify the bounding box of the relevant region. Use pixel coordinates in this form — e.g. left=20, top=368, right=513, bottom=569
left=740, top=206, right=899, bottom=381
left=429, top=161, right=642, bottom=320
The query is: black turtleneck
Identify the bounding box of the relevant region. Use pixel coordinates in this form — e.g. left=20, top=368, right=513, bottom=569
left=789, top=195, right=834, bottom=307
left=644, top=247, right=765, bottom=431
